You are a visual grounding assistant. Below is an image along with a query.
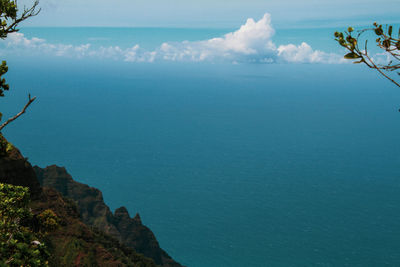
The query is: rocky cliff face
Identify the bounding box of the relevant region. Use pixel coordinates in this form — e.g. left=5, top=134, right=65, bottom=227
left=113, top=207, right=181, bottom=267
left=0, top=133, right=183, bottom=267
left=35, top=165, right=183, bottom=267
left=32, top=187, right=158, bottom=267
left=0, top=135, right=42, bottom=198
left=34, top=166, right=121, bottom=239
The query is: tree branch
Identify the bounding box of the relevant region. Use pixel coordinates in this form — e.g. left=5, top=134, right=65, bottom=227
left=363, top=52, right=400, bottom=87
left=335, top=24, right=400, bottom=88
left=1, top=0, right=40, bottom=38
left=360, top=40, right=400, bottom=87
left=0, top=95, right=36, bottom=131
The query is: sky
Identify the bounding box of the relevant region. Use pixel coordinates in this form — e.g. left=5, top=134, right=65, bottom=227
left=6, top=0, right=399, bottom=65
left=17, top=0, right=400, bottom=28
left=3, top=13, right=348, bottom=64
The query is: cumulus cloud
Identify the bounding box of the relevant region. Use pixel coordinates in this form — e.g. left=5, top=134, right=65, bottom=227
left=277, top=42, right=344, bottom=64
left=7, top=32, right=46, bottom=48
left=3, top=32, right=156, bottom=62
left=157, top=14, right=277, bottom=63
left=1, top=14, right=344, bottom=64
left=4, top=32, right=91, bottom=58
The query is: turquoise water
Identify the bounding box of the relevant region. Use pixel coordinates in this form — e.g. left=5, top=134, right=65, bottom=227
left=3, top=28, right=400, bottom=266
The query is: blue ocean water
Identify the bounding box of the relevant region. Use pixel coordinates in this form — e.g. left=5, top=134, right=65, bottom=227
left=3, top=28, right=400, bottom=266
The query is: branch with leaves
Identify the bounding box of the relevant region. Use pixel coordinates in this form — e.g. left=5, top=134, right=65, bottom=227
left=334, top=23, right=400, bottom=88
left=0, top=0, right=40, bottom=39
left=0, top=0, right=40, bottom=131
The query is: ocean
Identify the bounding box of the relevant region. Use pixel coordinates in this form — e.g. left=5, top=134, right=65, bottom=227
left=2, top=27, right=400, bottom=266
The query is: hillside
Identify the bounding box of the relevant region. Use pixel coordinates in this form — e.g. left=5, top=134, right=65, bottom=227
left=35, top=165, right=182, bottom=267
left=0, top=134, right=182, bottom=266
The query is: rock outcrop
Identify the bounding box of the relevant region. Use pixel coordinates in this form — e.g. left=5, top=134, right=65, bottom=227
left=113, top=207, right=180, bottom=267
left=34, top=165, right=121, bottom=239
left=0, top=133, right=182, bottom=266
left=0, top=135, right=41, bottom=198
left=31, top=187, right=158, bottom=267
left=35, top=165, right=183, bottom=267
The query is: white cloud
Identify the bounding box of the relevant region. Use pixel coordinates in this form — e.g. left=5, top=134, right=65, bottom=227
left=156, top=14, right=277, bottom=63
left=123, top=45, right=157, bottom=62
left=1, top=14, right=344, bottom=64
left=7, top=32, right=45, bottom=47
left=5, top=32, right=91, bottom=58
left=277, top=42, right=344, bottom=64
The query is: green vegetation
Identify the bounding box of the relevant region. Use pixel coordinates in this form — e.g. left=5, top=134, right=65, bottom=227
left=0, top=183, right=49, bottom=266
left=27, top=187, right=158, bottom=266
left=37, top=209, right=60, bottom=233
left=0, top=179, right=156, bottom=267
left=0, top=0, right=39, bottom=131
left=335, top=23, right=400, bottom=88
left=0, top=134, right=13, bottom=156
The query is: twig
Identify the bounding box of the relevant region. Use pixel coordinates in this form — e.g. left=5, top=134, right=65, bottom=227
left=362, top=48, right=400, bottom=87
left=0, top=94, right=36, bottom=131
left=5, top=257, right=14, bottom=264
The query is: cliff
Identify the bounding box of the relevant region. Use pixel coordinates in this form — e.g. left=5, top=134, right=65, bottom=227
left=31, top=187, right=158, bottom=267
left=0, top=134, right=182, bottom=266
left=35, top=165, right=182, bottom=267
left=0, top=134, right=42, bottom=198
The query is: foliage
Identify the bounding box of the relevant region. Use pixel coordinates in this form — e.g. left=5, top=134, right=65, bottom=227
left=0, top=133, right=13, bottom=157
left=0, top=0, right=39, bottom=131
left=334, top=23, right=400, bottom=88
left=37, top=209, right=60, bottom=233
left=26, top=185, right=158, bottom=266
left=0, top=183, right=49, bottom=266
left=0, top=61, right=9, bottom=98
left=0, top=0, right=39, bottom=97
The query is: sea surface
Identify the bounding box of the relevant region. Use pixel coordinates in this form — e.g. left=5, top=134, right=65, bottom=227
left=3, top=27, right=400, bottom=266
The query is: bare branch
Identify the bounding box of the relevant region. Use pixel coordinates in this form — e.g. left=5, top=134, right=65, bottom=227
left=0, top=95, right=36, bottom=131
left=363, top=52, right=400, bottom=87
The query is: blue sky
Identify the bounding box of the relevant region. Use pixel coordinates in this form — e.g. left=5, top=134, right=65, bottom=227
left=6, top=0, right=399, bottom=65
left=18, top=0, right=400, bottom=28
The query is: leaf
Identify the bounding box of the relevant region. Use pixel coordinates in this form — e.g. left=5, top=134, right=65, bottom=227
left=388, top=25, right=393, bottom=36
left=375, top=27, right=383, bottom=35
left=344, top=52, right=361, bottom=59
left=382, top=39, right=391, bottom=49
left=353, top=59, right=364, bottom=64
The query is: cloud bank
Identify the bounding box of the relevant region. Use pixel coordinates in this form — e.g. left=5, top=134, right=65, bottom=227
left=2, top=13, right=343, bottom=64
